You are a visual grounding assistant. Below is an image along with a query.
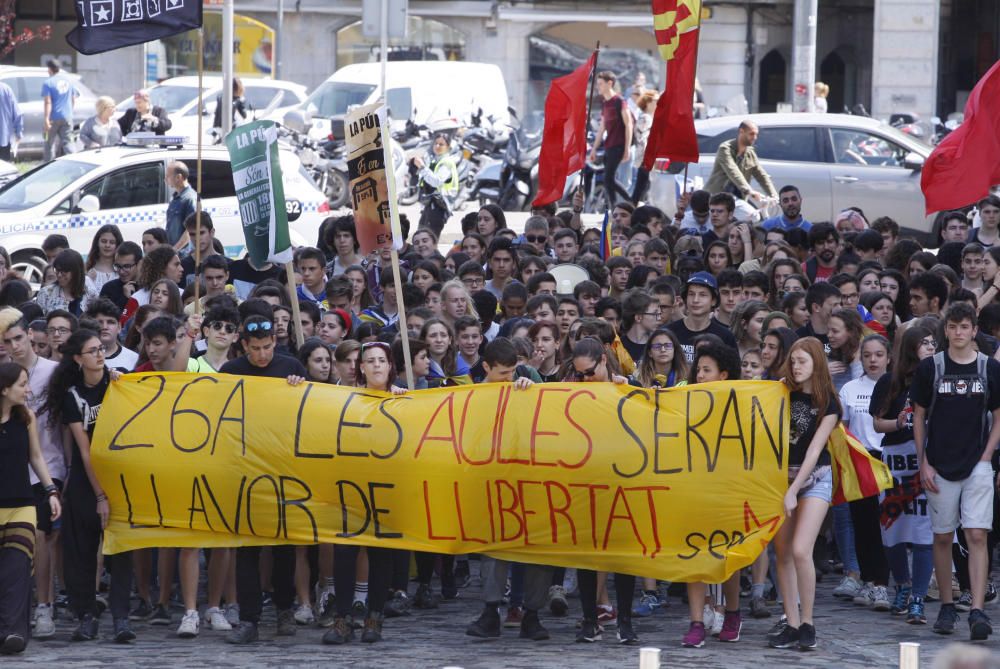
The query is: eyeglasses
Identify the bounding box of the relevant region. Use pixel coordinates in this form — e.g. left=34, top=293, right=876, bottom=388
left=46, top=326, right=71, bottom=336
left=82, top=345, right=107, bottom=356
left=462, top=277, right=484, bottom=287
left=209, top=322, right=237, bottom=334
left=573, top=362, right=599, bottom=380
left=113, top=263, right=136, bottom=272
left=650, top=342, right=673, bottom=351
left=643, top=311, right=663, bottom=318
left=525, top=235, right=547, bottom=244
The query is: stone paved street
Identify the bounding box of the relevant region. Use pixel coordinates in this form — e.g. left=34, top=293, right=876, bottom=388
left=7, top=559, right=998, bottom=668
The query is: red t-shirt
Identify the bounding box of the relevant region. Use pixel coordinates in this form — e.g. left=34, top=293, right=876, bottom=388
left=601, top=95, right=626, bottom=149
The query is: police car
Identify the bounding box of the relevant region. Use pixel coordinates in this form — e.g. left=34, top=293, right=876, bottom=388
left=0, top=140, right=330, bottom=283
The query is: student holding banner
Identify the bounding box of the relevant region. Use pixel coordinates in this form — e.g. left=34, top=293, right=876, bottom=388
left=323, top=341, right=407, bottom=646
left=769, top=337, right=842, bottom=651
left=221, top=316, right=308, bottom=645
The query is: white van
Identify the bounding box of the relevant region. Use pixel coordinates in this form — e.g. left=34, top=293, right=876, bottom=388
left=294, top=61, right=511, bottom=136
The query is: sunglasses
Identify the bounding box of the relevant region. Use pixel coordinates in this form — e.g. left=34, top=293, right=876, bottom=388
left=209, top=322, right=237, bottom=334
left=243, top=321, right=273, bottom=335
left=573, top=362, right=599, bottom=380
left=525, top=235, right=547, bottom=244
left=361, top=341, right=391, bottom=353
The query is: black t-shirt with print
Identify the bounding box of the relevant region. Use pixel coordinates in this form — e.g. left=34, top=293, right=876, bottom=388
left=220, top=353, right=307, bottom=379
left=789, top=390, right=838, bottom=467
left=62, top=372, right=111, bottom=496
left=795, top=322, right=831, bottom=356
left=910, top=352, right=1000, bottom=481
left=667, top=318, right=738, bottom=364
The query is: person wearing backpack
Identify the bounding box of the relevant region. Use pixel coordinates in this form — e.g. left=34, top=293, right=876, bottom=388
left=911, top=302, right=1000, bottom=641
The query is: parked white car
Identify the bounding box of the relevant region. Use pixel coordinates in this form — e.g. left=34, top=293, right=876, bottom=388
left=0, top=143, right=330, bottom=285
left=0, top=66, right=99, bottom=158
left=688, top=113, right=939, bottom=244
left=115, top=76, right=308, bottom=145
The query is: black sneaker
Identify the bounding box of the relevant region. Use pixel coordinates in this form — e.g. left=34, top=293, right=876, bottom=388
left=616, top=617, right=639, bottom=645
left=0, top=635, right=25, bottom=655
left=767, top=624, right=799, bottom=649
left=276, top=608, right=297, bottom=636
left=987, top=583, right=998, bottom=605
left=454, top=560, right=472, bottom=588
left=575, top=618, right=602, bottom=642
left=414, top=583, right=439, bottom=609
left=148, top=604, right=171, bottom=626
left=71, top=614, right=99, bottom=642
left=321, top=616, right=354, bottom=645
left=766, top=615, right=788, bottom=640
left=519, top=609, right=550, bottom=641
left=225, top=621, right=259, bottom=645
left=934, top=603, right=959, bottom=635
left=797, top=622, right=817, bottom=650
left=969, top=608, right=993, bottom=641
left=128, top=598, right=152, bottom=621
left=384, top=590, right=411, bottom=618
left=466, top=605, right=501, bottom=638
left=113, top=618, right=136, bottom=643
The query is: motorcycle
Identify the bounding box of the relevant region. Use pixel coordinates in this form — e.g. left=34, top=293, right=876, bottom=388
left=473, top=107, right=543, bottom=211
left=282, top=109, right=350, bottom=209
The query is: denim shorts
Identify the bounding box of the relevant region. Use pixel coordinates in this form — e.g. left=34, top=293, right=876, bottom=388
left=792, top=465, right=833, bottom=504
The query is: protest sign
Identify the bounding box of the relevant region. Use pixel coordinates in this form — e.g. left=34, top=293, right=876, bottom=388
left=344, top=102, right=393, bottom=254
left=91, top=375, right=789, bottom=583
left=225, top=120, right=292, bottom=266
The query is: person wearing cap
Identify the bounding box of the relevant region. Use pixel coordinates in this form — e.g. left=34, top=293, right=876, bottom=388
left=667, top=271, right=738, bottom=363
left=221, top=316, right=307, bottom=645
left=677, top=190, right=712, bottom=235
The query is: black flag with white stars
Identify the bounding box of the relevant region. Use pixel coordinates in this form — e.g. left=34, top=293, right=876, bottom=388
left=66, top=0, right=202, bottom=55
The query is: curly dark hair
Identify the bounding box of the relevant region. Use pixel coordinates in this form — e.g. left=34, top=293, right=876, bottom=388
left=138, top=245, right=178, bottom=290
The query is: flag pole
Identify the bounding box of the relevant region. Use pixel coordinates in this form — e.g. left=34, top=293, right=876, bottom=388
left=581, top=41, right=601, bottom=192
left=193, top=27, right=204, bottom=315
left=285, top=262, right=305, bottom=348
left=379, top=0, right=414, bottom=390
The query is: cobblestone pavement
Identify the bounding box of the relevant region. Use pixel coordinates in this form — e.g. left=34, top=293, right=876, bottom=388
left=7, top=559, right=998, bottom=669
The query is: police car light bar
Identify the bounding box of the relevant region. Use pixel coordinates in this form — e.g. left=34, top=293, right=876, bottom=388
left=123, top=133, right=189, bottom=147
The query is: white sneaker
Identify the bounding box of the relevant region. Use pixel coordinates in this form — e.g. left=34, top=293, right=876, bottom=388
left=702, top=604, right=717, bottom=633
left=203, top=606, right=232, bottom=631
left=853, top=582, right=874, bottom=606
left=34, top=604, right=56, bottom=639
left=177, top=609, right=200, bottom=638
left=709, top=607, right=724, bottom=637
left=293, top=603, right=315, bottom=625
left=870, top=585, right=891, bottom=611
left=833, top=575, right=863, bottom=599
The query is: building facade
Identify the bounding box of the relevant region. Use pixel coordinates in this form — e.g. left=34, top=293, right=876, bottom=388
left=6, top=0, right=997, bottom=122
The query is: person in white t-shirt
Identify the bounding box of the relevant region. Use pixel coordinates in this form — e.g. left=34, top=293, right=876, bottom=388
left=86, top=298, right=138, bottom=372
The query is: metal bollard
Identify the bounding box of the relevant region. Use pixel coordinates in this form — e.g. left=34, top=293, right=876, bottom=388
left=639, top=647, right=661, bottom=669
left=899, top=642, right=920, bottom=669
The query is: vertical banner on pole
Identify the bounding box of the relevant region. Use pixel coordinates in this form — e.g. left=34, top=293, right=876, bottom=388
left=344, top=102, right=394, bottom=255
left=225, top=120, right=292, bottom=265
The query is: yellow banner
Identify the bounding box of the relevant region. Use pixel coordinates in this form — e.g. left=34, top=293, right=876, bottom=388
left=91, top=374, right=789, bottom=583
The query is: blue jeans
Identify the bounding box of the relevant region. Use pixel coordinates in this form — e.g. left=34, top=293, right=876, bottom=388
left=833, top=502, right=860, bottom=575
left=886, top=543, right=933, bottom=598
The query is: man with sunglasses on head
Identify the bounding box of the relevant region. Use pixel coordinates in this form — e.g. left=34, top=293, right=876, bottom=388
left=221, top=314, right=306, bottom=644
left=99, top=242, right=142, bottom=311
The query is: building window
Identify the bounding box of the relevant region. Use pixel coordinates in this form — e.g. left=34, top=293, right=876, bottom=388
left=336, top=17, right=465, bottom=67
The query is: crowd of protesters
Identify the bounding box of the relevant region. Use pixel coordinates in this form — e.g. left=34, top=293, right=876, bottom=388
left=3, top=166, right=1000, bottom=656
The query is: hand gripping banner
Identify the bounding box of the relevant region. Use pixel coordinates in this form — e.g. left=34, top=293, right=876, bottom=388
left=91, top=374, right=789, bottom=583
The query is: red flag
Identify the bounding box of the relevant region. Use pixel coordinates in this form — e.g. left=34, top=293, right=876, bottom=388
left=643, top=7, right=701, bottom=170
left=532, top=52, right=596, bottom=208
left=921, top=59, right=1000, bottom=214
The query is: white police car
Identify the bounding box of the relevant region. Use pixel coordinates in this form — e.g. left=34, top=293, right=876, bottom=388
left=0, top=141, right=330, bottom=283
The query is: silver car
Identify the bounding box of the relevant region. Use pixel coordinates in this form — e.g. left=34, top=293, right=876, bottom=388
left=0, top=66, right=98, bottom=159
left=690, top=113, right=937, bottom=244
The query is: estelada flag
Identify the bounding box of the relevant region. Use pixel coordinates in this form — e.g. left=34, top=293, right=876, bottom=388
left=643, top=0, right=702, bottom=169
left=828, top=423, right=894, bottom=505
left=921, top=59, right=1000, bottom=214
left=532, top=52, right=597, bottom=208
left=67, top=0, right=202, bottom=55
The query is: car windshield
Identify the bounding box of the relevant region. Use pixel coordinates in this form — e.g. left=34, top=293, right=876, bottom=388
left=116, top=85, right=205, bottom=113
left=301, top=81, right=376, bottom=118
left=0, top=160, right=95, bottom=211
